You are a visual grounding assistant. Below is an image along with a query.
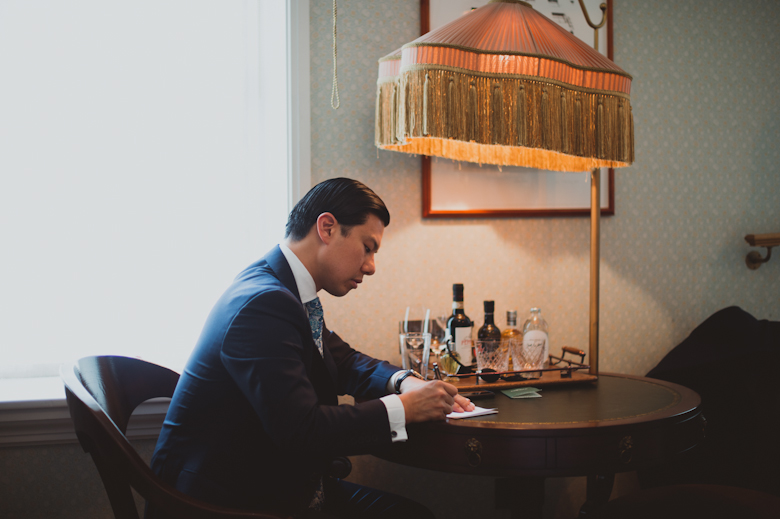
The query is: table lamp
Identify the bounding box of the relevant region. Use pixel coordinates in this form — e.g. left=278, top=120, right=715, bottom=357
left=375, top=0, right=635, bottom=375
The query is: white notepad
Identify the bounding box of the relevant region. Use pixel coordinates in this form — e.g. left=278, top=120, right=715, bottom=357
left=446, top=405, right=498, bottom=420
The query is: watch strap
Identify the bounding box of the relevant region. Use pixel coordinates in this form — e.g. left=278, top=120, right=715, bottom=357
left=394, top=369, right=422, bottom=394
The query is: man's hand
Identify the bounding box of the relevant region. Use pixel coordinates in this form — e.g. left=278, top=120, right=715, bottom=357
left=452, top=393, right=476, bottom=414
left=397, top=378, right=476, bottom=423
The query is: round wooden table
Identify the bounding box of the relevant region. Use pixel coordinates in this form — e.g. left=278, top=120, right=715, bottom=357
left=376, top=373, right=704, bottom=518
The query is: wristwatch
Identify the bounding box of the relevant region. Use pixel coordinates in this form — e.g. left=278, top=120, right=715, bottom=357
left=394, top=369, right=424, bottom=394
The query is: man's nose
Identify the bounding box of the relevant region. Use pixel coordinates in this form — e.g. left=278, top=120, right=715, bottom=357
left=363, top=255, right=376, bottom=276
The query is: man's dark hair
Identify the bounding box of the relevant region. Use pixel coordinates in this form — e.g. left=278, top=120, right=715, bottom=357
left=285, top=177, right=390, bottom=241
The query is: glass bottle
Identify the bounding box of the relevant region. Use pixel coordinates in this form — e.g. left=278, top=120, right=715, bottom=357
left=477, top=301, right=501, bottom=341
left=522, top=308, right=550, bottom=378
left=446, top=283, right=474, bottom=366
left=501, top=310, right=522, bottom=370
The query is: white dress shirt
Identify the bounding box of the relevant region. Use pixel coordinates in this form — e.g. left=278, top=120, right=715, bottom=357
left=279, top=244, right=407, bottom=442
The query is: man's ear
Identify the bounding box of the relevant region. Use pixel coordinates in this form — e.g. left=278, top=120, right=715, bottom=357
left=316, top=212, right=338, bottom=244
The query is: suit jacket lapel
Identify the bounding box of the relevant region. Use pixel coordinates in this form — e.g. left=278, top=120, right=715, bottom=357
left=266, top=246, right=339, bottom=388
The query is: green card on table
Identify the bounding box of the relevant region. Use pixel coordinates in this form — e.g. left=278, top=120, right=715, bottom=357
left=502, top=387, right=542, bottom=399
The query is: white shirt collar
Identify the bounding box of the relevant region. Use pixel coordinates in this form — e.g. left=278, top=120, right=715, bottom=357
left=278, top=243, right=318, bottom=304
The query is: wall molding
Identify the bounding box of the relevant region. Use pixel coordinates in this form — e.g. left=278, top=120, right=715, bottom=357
left=0, top=378, right=169, bottom=448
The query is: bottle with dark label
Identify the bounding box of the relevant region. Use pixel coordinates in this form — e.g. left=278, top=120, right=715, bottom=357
left=477, top=301, right=501, bottom=342
left=447, top=283, right=474, bottom=366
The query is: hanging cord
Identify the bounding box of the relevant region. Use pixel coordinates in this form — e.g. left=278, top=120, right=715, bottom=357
left=330, top=0, right=340, bottom=109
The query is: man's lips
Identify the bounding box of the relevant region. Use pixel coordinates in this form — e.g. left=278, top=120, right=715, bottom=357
left=351, top=279, right=362, bottom=289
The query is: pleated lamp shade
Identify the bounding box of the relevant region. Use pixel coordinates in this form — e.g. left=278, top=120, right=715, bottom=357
left=375, top=0, right=634, bottom=172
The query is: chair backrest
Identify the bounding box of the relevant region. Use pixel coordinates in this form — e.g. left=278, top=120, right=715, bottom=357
left=61, top=355, right=289, bottom=519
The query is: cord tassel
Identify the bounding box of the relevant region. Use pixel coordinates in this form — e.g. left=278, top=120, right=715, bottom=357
left=330, top=0, right=340, bottom=109
left=515, top=83, right=526, bottom=146
left=403, top=75, right=413, bottom=137
left=374, top=84, right=382, bottom=145
left=468, top=79, right=478, bottom=142
left=618, top=99, right=624, bottom=161
left=423, top=73, right=431, bottom=136
left=597, top=98, right=605, bottom=159
left=391, top=83, right=399, bottom=143
left=491, top=80, right=504, bottom=145
left=628, top=104, right=635, bottom=163
left=560, top=90, right=568, bottom=154
left=541, top=87, right=550, bottom=149
left=574, top=94, right=582, bottom=156
left=447, top=76, right=456, bottom=139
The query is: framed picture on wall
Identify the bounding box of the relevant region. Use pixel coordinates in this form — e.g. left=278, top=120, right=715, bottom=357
left=421, top=0, right=616, bottom=218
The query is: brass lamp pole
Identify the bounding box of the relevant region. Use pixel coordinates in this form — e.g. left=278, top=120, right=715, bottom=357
left=578, top=1, right=608, bottom=376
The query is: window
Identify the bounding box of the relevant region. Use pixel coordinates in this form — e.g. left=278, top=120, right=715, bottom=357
left=0, top=0, right=308, bottom=376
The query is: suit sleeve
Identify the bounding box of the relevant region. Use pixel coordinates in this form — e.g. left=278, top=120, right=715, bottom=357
left=323, top=325, right=401, bottom=399
left=218, top=288, right=393, bottom=460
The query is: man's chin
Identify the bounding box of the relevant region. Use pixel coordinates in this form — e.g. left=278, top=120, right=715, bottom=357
left=323, top=286, right=351, bottom=298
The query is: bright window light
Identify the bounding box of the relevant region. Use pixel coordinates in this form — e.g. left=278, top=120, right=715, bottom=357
left=0, top=1, right=290, bottom=374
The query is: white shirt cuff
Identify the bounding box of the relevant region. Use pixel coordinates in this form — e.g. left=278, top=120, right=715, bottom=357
left=380, top=394, right=408, bottom=442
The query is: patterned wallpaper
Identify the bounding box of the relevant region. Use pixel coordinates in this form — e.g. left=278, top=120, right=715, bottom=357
left=3, top=2, right=778, bottom=519
left=310, top=0, right=780, bottom=377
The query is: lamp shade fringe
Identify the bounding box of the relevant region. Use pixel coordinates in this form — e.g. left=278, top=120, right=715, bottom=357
left=376, top=68, right=633, bottom=172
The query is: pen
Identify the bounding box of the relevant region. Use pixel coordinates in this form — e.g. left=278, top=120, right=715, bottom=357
left=433, top=363, right=442, bottom=380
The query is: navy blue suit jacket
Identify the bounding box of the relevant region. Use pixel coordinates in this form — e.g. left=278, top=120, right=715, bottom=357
left=148, top=246, right=400, bottom=516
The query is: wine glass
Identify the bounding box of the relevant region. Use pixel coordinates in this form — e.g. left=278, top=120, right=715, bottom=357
left=405, top=333, right=425, bottom=368
left=399, top=307, right=433, bottom=377
left=399, top=332, right=431, bottom=379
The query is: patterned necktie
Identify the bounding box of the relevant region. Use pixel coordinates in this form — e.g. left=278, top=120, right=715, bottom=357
left=305, top=297, right=324, bottom=358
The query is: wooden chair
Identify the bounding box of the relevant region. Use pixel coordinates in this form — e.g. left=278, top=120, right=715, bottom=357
left=61, top=355, right=290, bottom=519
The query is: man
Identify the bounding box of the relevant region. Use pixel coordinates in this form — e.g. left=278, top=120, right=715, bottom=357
left=148, top=178, right=474, bottom=519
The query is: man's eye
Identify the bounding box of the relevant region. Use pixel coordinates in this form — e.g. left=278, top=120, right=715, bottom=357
left=365, top=246, right=370, bottom=253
